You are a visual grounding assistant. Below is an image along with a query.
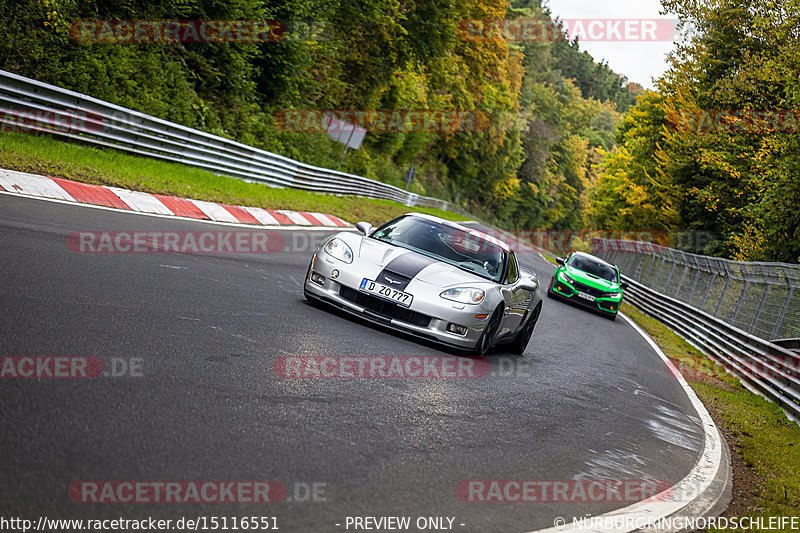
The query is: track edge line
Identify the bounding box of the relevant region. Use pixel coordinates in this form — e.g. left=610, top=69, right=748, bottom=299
left=526, top=312, right=732, bottom=533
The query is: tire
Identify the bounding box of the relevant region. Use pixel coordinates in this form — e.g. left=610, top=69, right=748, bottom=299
left=546, top=277, right=557, bottom=298
left=508, top=303, right=541, bottom=355
left=475, top=306, right=503, bottom=356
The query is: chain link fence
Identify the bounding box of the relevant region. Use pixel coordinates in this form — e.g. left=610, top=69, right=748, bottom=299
left=592, top=238, right=800, bottom=342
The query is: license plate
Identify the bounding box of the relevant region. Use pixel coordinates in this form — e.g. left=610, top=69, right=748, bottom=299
left=578, top=292, right=595, bottom=302
left=360, top=279, right=413, bottom=307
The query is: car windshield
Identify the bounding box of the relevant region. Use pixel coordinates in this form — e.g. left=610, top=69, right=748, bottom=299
left=371, top=217, right=506, bottom=282
left=569, top=254, right=618, bottom=283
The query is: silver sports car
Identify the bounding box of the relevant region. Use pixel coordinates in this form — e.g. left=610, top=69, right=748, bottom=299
left=303, top=213, right=543, bottom=355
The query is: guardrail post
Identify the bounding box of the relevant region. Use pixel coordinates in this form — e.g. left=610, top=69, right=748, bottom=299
left=632, top=252, right=645, bottom=281
left=700, top=268, right=716, bottom=311
left=749, top=284, right=770, bottom=335
left=772, top=286, right=794, bottom=340
left=688, top=267, right=702, bottom=300
left=663, top=259, right=678, bottom=294
left=619, top=249, right=630, bottom=272
left=643, top=253, right=658, bottom=282
left=714, top=274, right=732, bottom=318
left=730, top=280, right=750, bottom=325
left=653, top=255, right=668, bottom=289
left=700, top=278, right=712, bottom=310
left=675, top=261, right=689, bottom=299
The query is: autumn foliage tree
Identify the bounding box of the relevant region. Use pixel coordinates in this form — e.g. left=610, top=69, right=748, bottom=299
left=1, top=0, right=636, bottom=230
left=588, top=0, right=800, bottom=261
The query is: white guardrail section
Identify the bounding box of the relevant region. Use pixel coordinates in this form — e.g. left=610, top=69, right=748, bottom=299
left=0, top=69, right=460, bottom=212
left=592, top=238, right=800, bottom=421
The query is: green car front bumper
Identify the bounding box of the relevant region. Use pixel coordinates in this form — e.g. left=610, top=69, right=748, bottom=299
left=549, top=272, right=622, bottom=316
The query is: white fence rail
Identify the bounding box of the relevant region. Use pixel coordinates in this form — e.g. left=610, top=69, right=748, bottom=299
left=0, top=69, right=460, bottom=212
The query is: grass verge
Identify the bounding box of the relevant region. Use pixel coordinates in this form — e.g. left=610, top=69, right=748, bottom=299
left=0, top=132, right=472, bottom=226
left=539, top=253, right=558, bottom=265
left=621, top=303, right=800, bottom=529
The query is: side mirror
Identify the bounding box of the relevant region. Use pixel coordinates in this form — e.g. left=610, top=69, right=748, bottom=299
left=356, top=222, right=373, bottom=235
left=621, top=281, right=629, bottom=290
left=517, top=279, right=539, bottom=292
left=520, top=268, right=537, bottom=280
left=556, top=257, right=565, bottom=266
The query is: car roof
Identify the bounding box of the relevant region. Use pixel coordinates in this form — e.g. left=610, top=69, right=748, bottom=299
left=570, top=251, right=617, bottom=269
left=404, top=213, right=511, bottom=252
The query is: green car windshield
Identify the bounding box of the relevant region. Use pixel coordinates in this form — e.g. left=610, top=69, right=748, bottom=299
left=568, top=254, right=618, bottom=283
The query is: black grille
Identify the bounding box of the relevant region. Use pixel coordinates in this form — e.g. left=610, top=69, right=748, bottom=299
left=339, top=286, right=432, bottom=327
left=570, top=280, right=607, bottom=297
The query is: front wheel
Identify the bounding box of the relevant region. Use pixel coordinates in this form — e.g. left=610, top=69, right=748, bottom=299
left=546, top=277, right=557, bottom=298
left=475, top=307, right=503, bottom=356
left=508, top=303, right=541, bottom=355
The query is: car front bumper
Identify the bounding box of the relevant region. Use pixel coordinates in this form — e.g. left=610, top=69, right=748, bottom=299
left=305, top=256, right=491, bottom=350
left=551, top=280, right=621, bottom=315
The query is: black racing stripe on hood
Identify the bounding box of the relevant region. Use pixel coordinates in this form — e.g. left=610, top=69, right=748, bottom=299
left=375, top=251, right=438, bottom=291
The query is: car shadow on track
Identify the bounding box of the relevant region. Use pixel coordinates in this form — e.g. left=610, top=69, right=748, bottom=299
left=300, top=298, right=527, bottom=358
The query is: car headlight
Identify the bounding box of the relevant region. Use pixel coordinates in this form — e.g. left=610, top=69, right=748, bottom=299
left=601, top=291, right=623, bottom=299
left=440, top=288, right=485, bottom=305
left=323, top=238, right=353, bottom=264
left=559, top=271, right=575, bottom=284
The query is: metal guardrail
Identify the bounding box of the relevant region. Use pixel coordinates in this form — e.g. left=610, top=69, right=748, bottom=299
left=592, top=238, right=800, bottom=341
left=774, top=338, right=800, bottom=354
left=591, top=238, right=800, bottom=420
left=620, top=276, right=800, bottom=421
left=0, top=69, right=460, bottom=212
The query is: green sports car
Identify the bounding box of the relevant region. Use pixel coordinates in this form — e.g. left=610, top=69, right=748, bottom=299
left=547, top=251, right=627, bottom=320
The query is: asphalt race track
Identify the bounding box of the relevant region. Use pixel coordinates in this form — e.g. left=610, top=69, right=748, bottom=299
left=0, top=193, right=706, bottom=532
